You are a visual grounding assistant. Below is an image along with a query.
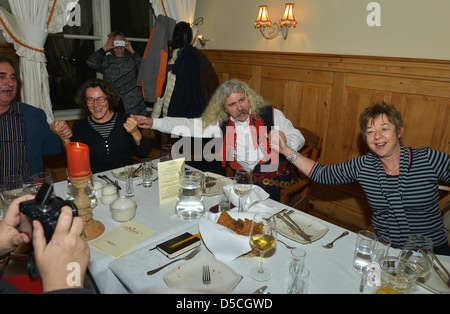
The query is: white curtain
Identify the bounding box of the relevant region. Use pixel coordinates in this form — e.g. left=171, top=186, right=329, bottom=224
left=149, top=0, right=199, bottom=44
left=0, top=0, right=78, bottom=123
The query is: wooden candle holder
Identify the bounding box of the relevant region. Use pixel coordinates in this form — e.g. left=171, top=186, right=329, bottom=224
left=69, top=173, right=104, bottom=240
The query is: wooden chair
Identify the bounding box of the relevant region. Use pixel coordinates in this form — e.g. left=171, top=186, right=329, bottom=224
left=280, top=127, right=322, bottom=212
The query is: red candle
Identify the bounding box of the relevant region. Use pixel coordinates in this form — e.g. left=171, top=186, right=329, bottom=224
left=66, top=142, right=91, bottom=177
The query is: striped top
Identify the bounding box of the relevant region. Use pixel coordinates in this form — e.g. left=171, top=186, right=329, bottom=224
left=0, top=101, right=29, bottom=183
left=88, top=113, right=117, bottom=138
left=310, top=146, right=450, bottom=249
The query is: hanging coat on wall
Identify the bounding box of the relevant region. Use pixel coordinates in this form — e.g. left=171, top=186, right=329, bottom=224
left=136, top=14, right=176, bottom=102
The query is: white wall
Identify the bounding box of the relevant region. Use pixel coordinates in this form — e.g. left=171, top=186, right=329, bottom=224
left=195, top=0, right=450, bottom=60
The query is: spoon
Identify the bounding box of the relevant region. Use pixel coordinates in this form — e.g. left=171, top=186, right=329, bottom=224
left=322, top=231, right=349, bottom=249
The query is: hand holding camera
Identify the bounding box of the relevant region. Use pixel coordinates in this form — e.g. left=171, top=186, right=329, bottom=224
left=16, top=184, right=89, bottom=290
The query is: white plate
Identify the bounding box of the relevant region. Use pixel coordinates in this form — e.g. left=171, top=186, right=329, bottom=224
left=275, top=211, right=329, bottom=244
left=163, top=254, right=242, bottom=293
left=111, top=166, right=142, bottom=181
left=417, top=260, right=450, bottom=294
left=202, top=172, right=233, bottom=196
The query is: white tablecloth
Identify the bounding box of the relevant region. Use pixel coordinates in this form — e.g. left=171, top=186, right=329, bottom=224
left=52, top=166, right=448, bottom=294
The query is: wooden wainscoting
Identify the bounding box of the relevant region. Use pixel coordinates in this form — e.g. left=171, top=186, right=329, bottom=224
left=203, top=50, right=450, bottom=232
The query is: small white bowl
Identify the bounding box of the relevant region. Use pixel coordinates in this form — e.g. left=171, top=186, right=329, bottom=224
left=92, top=180, right=104, bottom=199
left=101, top=184, right=118, bottom=205
left=110, top=196, right=136, bottom=222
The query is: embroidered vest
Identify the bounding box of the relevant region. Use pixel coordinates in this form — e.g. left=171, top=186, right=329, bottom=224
left=220, top=105, right=275, bottom=170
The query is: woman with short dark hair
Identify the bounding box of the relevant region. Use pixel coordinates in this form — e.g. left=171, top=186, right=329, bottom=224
left=272, top=101, right=450, bottom=255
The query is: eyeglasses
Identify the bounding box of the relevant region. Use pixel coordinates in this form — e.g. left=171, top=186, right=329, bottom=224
left=86, top=97, right=107, bottom=105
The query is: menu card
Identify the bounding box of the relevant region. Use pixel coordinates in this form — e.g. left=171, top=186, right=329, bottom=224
left=157, top=157, right=185, bottom=204
left=90, top=221, right=155, bottom=258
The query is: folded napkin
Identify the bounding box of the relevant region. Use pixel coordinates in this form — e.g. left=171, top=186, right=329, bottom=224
left=223, top=184, right=269, bottom=211
left=199, top=211, right=255, bottom=264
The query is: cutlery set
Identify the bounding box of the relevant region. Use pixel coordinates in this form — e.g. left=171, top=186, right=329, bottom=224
left=275, top=209, right=312, bottom=243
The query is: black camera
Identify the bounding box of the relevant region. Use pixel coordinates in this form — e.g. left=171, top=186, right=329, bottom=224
left=19, top=182, right=78, bottom=243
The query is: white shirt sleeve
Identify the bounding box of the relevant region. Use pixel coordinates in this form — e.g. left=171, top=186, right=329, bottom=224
left=273, top=109, right=305, bottom=151
left=152, top=117, right=222, bottom=138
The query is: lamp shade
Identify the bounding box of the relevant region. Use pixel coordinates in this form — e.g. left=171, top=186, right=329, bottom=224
left=255, top=5, right=272, bottom=28
left=280, top=3, right=297, bottom=27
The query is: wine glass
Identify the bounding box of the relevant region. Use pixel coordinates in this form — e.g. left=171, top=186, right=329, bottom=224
left=233, top=170, right=253, bottom=212
left=249, top=212, right=277, bottom=281
left=399, top=235, right=434, bottom=281
left=1, top=175, right=24, bottom=205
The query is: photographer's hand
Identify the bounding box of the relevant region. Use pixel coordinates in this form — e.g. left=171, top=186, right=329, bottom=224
left=0, top=195, right=34, bottom=257
left=33, top=207, right=89, bottom=293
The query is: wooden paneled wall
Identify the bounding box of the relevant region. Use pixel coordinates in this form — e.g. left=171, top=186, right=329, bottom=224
left=203, top=50, right=450, bottom=231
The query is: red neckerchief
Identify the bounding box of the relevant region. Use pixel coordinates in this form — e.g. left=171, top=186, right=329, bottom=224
left=220, top=115, right=271, bottom=169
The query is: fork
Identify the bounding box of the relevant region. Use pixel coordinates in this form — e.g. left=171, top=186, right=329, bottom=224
left=146, top=247, right=201, bottom=275
left=202, top=265, right=211, bottom=286
left=278, top=239, right=296, bottom=250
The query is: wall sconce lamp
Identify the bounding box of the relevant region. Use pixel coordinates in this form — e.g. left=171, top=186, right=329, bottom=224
left=254, top=3, right=297, bottom=40
left=197, top=34, right=208, bottom=47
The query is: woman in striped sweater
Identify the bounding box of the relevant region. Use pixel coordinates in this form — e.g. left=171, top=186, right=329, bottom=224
left=271, top=102, right=450, bottom=255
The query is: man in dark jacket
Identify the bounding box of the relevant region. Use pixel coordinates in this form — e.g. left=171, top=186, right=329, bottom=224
left=0, top=56, right=70, bottom=183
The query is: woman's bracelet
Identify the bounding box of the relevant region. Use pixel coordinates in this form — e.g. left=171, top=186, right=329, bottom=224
left=286, top=150, right=300, bottom=163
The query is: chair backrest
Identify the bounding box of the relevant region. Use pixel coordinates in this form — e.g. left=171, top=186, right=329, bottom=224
left=297, top=127, right=322, bottom=161
left=286, top=127, right=322, bottom=183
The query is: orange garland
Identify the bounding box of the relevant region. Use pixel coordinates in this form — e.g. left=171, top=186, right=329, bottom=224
left=0, top=15, right=45, bottom=53
left=161, top=0, right=168, bottom=16
left=46, top=0, right=58, bottom=30
left=0, top=0, right=60, bottom=54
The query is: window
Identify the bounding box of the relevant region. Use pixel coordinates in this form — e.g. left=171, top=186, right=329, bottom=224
left=45, top=0, right=153, bottom=117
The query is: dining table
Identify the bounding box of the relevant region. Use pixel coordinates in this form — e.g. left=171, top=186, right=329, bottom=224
left=51, top=161, right=450, bottom=295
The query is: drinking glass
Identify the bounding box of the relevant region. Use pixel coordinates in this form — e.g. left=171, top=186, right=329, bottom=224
left=1, top=175, right=24, bottom=205
left=233, top=170, right=253, bottom=212
left=0, top=185, right=7, bottom=220
left=141, top=158, right=153, bottom=188
left=160, top=144, right=173, bottom=162
left=217, top=183, right=230, bottom=213
left=32, top=172, right=53, bottom=188
left=287, top=265, right=310, bottom=294
left=374, top=236, right=391, bottom=262
left=124, top=165, right=135, bottom=197
left=249, top=212, right=277, bottom=281
left=290, top=248, right=306, bottom=272
left=399, top=234, right=434, bottom=280
left=353, top=230, right=377, bottom=272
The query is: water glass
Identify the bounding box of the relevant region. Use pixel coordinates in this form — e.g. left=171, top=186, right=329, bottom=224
left=141, top=158, right=153, bottom=188
left=353, top=230, right=377, bottom=272
left=374, top=236, right=391, bottom=262
left=32, top=172, right=53, bottom=188
left=2, top=175, right=24, bottom=205
left=217, top=184, right=230, bottom=213
left=287, top=265, right=310, bottom=294
left=124, top=165, right=135, bottom=197
left=160, top=144, right=173, bottom=162
left=290, top=248, right=306, bottom=272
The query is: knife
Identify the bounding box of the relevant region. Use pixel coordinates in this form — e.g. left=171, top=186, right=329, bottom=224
left=283, top=213, right=312, bottom=244
left=276, top=214, right=311, bottom=243
left=433, top=264, right=450, bottom=288
left=252, top=285, right=267, bottom=294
